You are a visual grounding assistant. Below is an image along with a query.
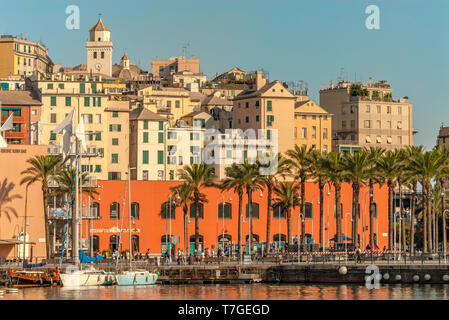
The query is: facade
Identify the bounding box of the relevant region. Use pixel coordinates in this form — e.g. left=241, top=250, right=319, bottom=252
left=0, top=76, right=25, bottom=91
left=86, top=19, right=113, bottom=77
left=152, top=56, right=200, bottom=79
left=436, top=124, right=449, bottom=148
left=0, top=35, right=52, bottom=78
left=232, top=71, right=296, bottom=155
left=86, top=180, right=389, bottom=255
left=294, top=100, right=332, bottom=153
left=0, top=145, right=47, bottom=260
left=0, top=90, right=42, bottom=145
left=171, top=70, right=207, bottom=88
left=319, top=78, right=414, bottom=154
left=212, top=67, right=247, bottom=83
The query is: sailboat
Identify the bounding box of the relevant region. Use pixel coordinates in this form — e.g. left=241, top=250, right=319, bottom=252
left=56, top=112, right=116, bottom=287
left=115, top=167, right=158, bottom=286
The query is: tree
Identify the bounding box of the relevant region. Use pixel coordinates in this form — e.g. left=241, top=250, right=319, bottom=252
left=20, top=155, right=62, bottom=259
left=171, top=182, right=193, bottom=256
left=272, top=182, right=300, bottom=248
left=0, top=179, right=21, bottom=238
left=177, top=163, right=216, bottom=252
left=286, top=145, right=314, bottom=248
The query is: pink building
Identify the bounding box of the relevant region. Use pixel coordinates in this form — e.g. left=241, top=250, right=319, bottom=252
left=152, top=56, right=200, bottom=79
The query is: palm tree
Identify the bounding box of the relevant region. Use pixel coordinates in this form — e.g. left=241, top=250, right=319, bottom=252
left=222, top=163, right=245, bottom=260
left=286, top=145, right=314, bottom=248
left=260, top=153, right=290, bottom=255
left=272, top=182, right=300, bottom=248
left=323, top=152, right=346, bottom=244
left=171, top=182, right=193, bottom=256
left=20, top=155, right=61, bottom=259
left=0, top=179, right=21, bottom=237
left=177, top=163, right=216, bottom=252
left=51, top=166, right=99, bottom=258
left=365, top=146, right=385, bottom=250
left=341, top=151, right=371, bottom=249
left=403, top=145, right=424, bottom=255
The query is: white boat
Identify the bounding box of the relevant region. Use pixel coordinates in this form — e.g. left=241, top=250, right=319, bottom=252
left=60, top=266, right=115, bottom=287
left=115, top=270, right=158, bottom=286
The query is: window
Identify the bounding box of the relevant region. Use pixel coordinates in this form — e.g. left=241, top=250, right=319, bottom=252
left=158, top=132, right=164, bottom=143
left=93, top=52, right=97, bottom=59
left=267, top=100, right=272, bottom=111
left=168, top=131, right=177, bottom=140
left=110, top=202, right=120, bottom=219
left=157, top=150, right=164, bottom=164
left=92, top=236, right=99, bottom=252
left=112, top=111, right=118, bottom=118
left=59, top=83, right=64, bottom=89
left=190, top=132, right=200, bottom=140
left=245, top=203, right=259, bottom=219
left=80, top=83, right=85, bottom=93
left=323, top=115, right=327, bottom=120
left=256, top=115, right=260, bottom=122
left=301, top=128, right=307, bottom=138
left=84, top=97, right=90, bottom=107
left=302, top=115, right=306, bottom=120
left=387, top=105, right=391, bottom=114
left=167, top=100, right=172, bottom=108
left=109, top=124, right=122, bottom=132
left=305, top=202, right=313, bottom=219
left=65, top=97, right=71, bottom=106
left=294, top=127, right=297, bottom=138
left=50, top=113, right=57, bottom=123
left=112, top=153, right=118, bottom=163
left=131, top=202, right=139, bottom=219
left=47, top=83, right=53, bottom=89
left=245, top=116, right=249, bottom=123
left=312, top=126, right=316, bottom=139
left=366, top=105, right=370, bottom=113
left=109, top=235, right=119, bottom=251
left=245, top=102, right=249, bottom=108
left=91, top=83, right=97, bottom=93
left=312, top=115, right=316, bottom=120
left=350, top=105, right=356, bottom=113
left=398, top=106, right=402, bottom=114
left=159, top=121, right=164, bottom=130
left=267, top=115, right=274, bottom=126
left=101, top=52, right=104, bottom=59
left=342, top=120, right=346, bottom=129
left=364, top=120, right=371, bottom=128
left=90, top=202, right=100, bottom=217
left=95, top=132, right=101, bottom=141
left=143, top=120, right=148, bottom=129
left=112, top=138, right=118, bottom=146
left=218, top=202, right=232, bottom=219
left=267, top=129, right=271, bottom=140
left=376, top=120, right=381, bottom=128
left=50, top=132, right=56, bottom=140
left=108, top=172, right=121, bottom=180
left=95, top=165, right=101, bottom=172
left=350, top=120, right=355, bottom=128
left=397, top=121, right=402, bottom=129
left=323, top=128, right=328, bottom=139
left=398, top=136, right=402, bottom=144
left=142, top=170, right=149, bottom=180
left=273, top=234, right=286, bottom=243
left=131, top=235, right=139, bottom=252
left=190, top=203, right=204, bottom=219
left=175, top=100, right=180, bottom=108
left=377, top=105, right=381, bottom=113
left=323, top=145, right=328, bottom=154
left=143, top=150, right=149, bottom=164
left=273, top=204, right=286, bottom=219
left=50, top=96, right=56, bottom=106
left=255, top=100, right=260, bottom=107
left=95, top=114, right=101, bottom=124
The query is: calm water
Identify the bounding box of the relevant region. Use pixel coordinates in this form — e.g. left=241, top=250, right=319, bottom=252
left=2, top=284, right=449, bottom=300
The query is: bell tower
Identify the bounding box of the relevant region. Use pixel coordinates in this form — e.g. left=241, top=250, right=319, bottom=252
left=86, top=17, right=113, bottom=77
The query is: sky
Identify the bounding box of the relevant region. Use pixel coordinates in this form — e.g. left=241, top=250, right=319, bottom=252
left=1, top=0, right=448, bottom=149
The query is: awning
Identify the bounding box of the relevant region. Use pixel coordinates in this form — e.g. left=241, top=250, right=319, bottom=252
left=330, top=234, right=352, bottom=241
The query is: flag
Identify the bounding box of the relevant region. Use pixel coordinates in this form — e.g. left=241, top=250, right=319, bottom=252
left=0, top=113, right=13, bottom=132
left=75, top=117, right=87, bottom=153
left=62, top=131, right=72, bottom=156
left=53, top=109, right=74, bottom=134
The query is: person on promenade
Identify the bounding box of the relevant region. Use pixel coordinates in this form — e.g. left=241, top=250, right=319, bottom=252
left=145, top=249, right=150, bottom=260
left=355, top=247, right=362, bottom=263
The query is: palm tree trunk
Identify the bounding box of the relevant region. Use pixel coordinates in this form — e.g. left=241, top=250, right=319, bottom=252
left=287, top=207, right=292, bottom=247
left=427, top=182, right=433, bottom=253
left=410, top=182, right=416, bottom=256
left=319, top=179, right=324, bottom=249
left=399, top=180, right=405, bottom=252
left=441, top=179, right=447, bottom=255
left=300, top=176, right=306, bottom=249
left=422, top=180, right=428, bottom=254
left=336, top=183, right=342, bottom=244
left=247, top=188, right=253, bottom=257
left=184, top=207, right=188, bottom=256
left=266, top=184, right=272, bottom=255
left=353, top=183, right=360, bottom=249
left=194, top=191, right=200, bottom=252
left=369, top=179, right=374, bottom=250
left=238, top=191, right=243, bottom=260
left=388, top=182, right=393, bottom=250
left=42, top=186, right=51, bottom=260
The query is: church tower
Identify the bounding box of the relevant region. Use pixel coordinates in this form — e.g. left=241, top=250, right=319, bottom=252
left=86, top=18, right=113, bottom=77
left=121, top=52, right=130, bottom=70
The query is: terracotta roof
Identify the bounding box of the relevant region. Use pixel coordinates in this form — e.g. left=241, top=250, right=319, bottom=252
left=121, top=52, right=129, bottom=60
left=182, top=110, right=209, bottom=118
left=188, top=91, right=207, bottom=102
left=0, top=90, right=41, bottom=106
left=233, top=81, right=295, bottom=100
left=89, top=18, right=111, bottom=32
left=202, top=94, right=232, bottom=106
left=130, top=108, right=166, bottom=121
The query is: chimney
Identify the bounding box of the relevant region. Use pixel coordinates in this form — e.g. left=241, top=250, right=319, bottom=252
left=369, top=77, right=373, bottom=86
left=255, top=70, right=266, bottom=90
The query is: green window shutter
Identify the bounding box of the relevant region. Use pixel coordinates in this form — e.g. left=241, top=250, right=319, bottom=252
left=143, top=132, right=149, bottom=143
left=112, top=111, right=118, bottom=117
left=58, top=83, right=64, bottom=89
left=267, top=130, right=271, bottom=140
left=84, top=97, right=90, bottom=107
left=50, top=114, right=56, bottom=123
left=144, top=120, right=148, bottom=129
left=158, top=132, right=164, bottom=143
left=93, top=97, right=96, bottom=107
left=157, top=150, right=164, bottom=164
left=190, top=157, right=193, bottom=164
left=159, top=121, right=164, bottom=130
left=118, top=124, right=121, bottom=132
left=95, top=132, right=101, bottom=141
left=143, top=151, right=149, bottom=164
left=109, top=124, right=113, bottom=131
left=91, top=83, right=97, bottom=93
left=80, top=83, right=85, bottom=93
left=108, top=172, right=112, bottom=180
left=112, top=138, right=118, bottom=145
left=97, top=97, right=101, bottom=107
left=47, top=83, right=53, bottom=89
left=50, top=96, right=56, bottom=106
left=65, top=97, right=71, bottom=106
left=95, top=165, right=101, bottom=172
left=267, top=100, right=272, bottom=111
left=190, top=133, right=193, bottom=140
left=201, top=119, right=205, bottom=128
left=112, top=154, right=118, bottom=163
left=50, top=132, right=56, bottom=140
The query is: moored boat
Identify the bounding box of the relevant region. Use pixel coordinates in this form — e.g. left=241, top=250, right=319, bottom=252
left=59, top=265, right=115, bottom=287
left=115, top=270, right=158, bottom=286
left=8, top=268, right=60, bottom=288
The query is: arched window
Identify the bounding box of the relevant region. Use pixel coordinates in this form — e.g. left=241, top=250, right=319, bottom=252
left=218, top=234, right=232, bottom=244
left=91, top=202, right=100, bottom=218
left=245, top=234, right=259, bottom=243
left=189, top=234, right=204, bottom=254
left=218, top=202, right=232, bottom=219
left=131, top=202, right=139, bottom=220
left=245, top=203, right=259, bottom=219
left=132, top=235, right=139, bottom=252
left=161, top=201, right=175, bottom=219
left=109, top=235, right=119, bottom=251
left=305, top=202, right=313, bottom=219
left=110, top=202, right=119, bottom=220
left=273, top=204, right=286, bottom=219
left=190, top=203, right=204, bottom=219
left=92, top=235, right=99, bottom=252
left=273, top=234, right=286, bottom=242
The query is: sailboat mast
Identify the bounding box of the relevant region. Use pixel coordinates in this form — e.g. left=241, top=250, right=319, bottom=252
left=74, top=137, right=80, bottom=265
left=128, top=166, right=132, bottom=267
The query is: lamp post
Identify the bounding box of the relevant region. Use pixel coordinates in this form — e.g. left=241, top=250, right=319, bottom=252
left=344, top=212, right=351, bottom=263
left=443, top=209, right=449, bottom=263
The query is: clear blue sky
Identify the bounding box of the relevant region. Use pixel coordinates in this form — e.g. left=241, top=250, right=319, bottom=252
left=2, top=0, right=448, bottom=149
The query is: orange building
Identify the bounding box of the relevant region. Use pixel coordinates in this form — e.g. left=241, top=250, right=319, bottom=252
left=85, top=180, right=389, bottom=255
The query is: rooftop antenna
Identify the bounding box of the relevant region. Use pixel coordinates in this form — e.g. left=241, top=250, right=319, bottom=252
left=182, top=42, right=190, bottom=58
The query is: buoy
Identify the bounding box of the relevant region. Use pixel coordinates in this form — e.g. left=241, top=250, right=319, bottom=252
left=338, top=266, right=347, bottom=275
left=413, top=275, right=420, bottom=282
left=443, top=275, right=449, bottom=281
left=383, top=273, right=390, bottom=280
left=424, top=274, right=431, bottom=281
left=395, top=274, right=402, bottom=281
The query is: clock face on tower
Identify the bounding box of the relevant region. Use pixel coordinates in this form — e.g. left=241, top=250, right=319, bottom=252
left=95, top=62, right=102, bottom=71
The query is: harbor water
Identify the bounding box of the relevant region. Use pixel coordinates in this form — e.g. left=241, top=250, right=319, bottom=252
left=1, top=283, right=449, bottom=300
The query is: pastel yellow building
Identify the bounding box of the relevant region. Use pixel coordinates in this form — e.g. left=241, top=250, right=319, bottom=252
left=294, top=100, right=332, bottom=153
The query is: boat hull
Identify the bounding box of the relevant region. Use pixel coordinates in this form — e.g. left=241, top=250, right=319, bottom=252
left=8, top=268, right=60, bottom=288
left=60, top=272, right=115, bottom=287
left=116, top=272, right=158, bottom=286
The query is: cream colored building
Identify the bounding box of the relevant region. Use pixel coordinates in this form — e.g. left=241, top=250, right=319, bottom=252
left=172, top=70, right=207, bottom=88
left=0, top=35, right=53, bottom=77
left=319, top=77, right=414, bottom=153
left=232, top=71, right=296, bottom=155
left=294, top=100, right=332, bottom=153
left=86, top=18, right=113, bottom=77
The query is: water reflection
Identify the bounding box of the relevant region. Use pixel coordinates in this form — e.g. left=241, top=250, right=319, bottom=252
left=1, top=284, right=449, bottom=300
